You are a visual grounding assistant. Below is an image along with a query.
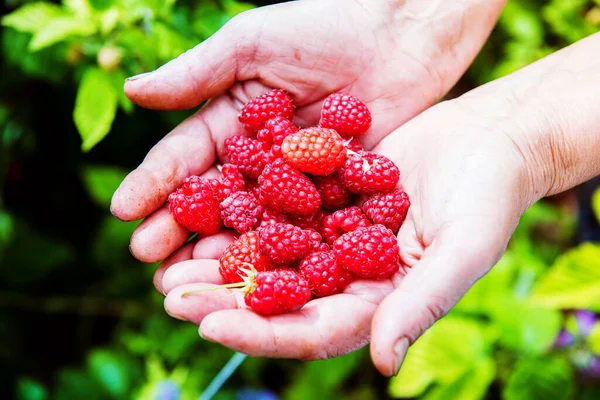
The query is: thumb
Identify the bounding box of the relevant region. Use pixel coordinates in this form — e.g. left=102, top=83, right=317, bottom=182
left=124, top=10, right=263, bottom=110
left=369, top=221, right=509, bottom=376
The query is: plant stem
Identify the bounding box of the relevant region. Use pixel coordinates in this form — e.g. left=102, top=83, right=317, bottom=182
left=198, top=352, right=247, bottom=400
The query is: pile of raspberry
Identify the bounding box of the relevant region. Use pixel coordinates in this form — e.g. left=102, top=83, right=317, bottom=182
left=169, top=90, right=410, bottom=316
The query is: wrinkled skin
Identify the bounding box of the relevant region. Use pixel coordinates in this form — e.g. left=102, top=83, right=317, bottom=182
left=110, top=0, right=523, bottom=376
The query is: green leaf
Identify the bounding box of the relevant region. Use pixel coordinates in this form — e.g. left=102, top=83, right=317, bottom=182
left=54, top=369, right=103, bottom=400
left=89, top=0, right=115, bottom=11
left=488, top=297, right=561, bottom=355
left=87, top=349, right=132, bottom=398
left=152, top=22, right=196, bottom=62
left=29, top=16, right=96, bottom=51
left=108, top=70, right=134, bottom=114
left=423, top=358, right=495, bottom=400
left=530, top=243, right=600, bottom=311
left=587, top=322, right=600, bottom=355
left=74, top=68, right=118, bottom=151
left=283, top=349, right=365, bottom=400
left=388, top=317, right=495, bottom=398
left=16, top=378, right=47, bottom=400
left=503, top=356, right=574, bottom=400
left=593, top=188, right=600, bottom=223
left=81, top=165, right=128, bottom=208
left=0, top=217, right=74, bottom=285
left=1, top=3, right=65, bottom=33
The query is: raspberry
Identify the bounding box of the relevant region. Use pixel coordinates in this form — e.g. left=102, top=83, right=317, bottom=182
left=321, top=206, right=371, bottom=245
left=214, top=163, right=245, bottom=202
left=258, top=222, right=322, bottom=264
left=341, top=152, right=400, bottom=194
left=244, top=268, right=311, bottom=315
left=333, top=225, right=400, bottom=280
left=168, top=176, right=221, bottom=235
left=239, top=89, right=294, bottom=132
left=298, top=251, right=353, bottom=297
left=258, top=158, right=321, bottom=215
left=362, top=190, right=410, bottom=234
left=281, top=127, right=346, bottom=175
left=245, top=179, right=262, bottom=201
left=313, top=172, right=353, bottom=210
left=320, top=92, right=372, bottom=137
left=258, top=208, right=289, bottom=230
left=257, top=116, right=298, bottom=156
left=224, top=135, right=270, bottom=179
left=345, top=137, right=363, bottom=153
left=219, top=232, right=272, bottom=283
left=219, top=191, right=264, bottom=234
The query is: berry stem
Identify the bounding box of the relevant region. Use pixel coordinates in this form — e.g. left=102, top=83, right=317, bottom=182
left=181, top=282, right=246, bottom=297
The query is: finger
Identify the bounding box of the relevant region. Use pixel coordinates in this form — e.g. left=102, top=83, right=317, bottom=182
left=162, top=260, right=224, bottom=295
left=111, top=82, right=268, bottom=222
left=124, top=10, right=263, bottom=109
left=127, top=167, right=222, bottom=262
left=129, top=205, right=189, bottom=263
left=370, top=221, right=507, bottom=376
left=164, top=282, right=240, bottom=323
left=154, top=241, right=197, bottom=294
left=199, top=293, right=378, bottom=360
left=191, top=230, right=237, bottom=259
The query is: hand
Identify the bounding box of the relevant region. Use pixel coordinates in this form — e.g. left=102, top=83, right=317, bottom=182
left=110, top=0, right=506, bottom=262
left=160, top=99, right=533, bottom=375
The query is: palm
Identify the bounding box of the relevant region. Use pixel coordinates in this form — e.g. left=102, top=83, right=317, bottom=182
left=160, top=104, right=529, bottom=371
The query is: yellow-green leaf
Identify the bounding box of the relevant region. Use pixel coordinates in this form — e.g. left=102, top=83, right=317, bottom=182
left=29, top=16, right=96, bottom=51
left=593, top=188, right=600, bottom=223
left=530, top=243, right=600, bottom=311
left=423, top=359, right=495, bottom=400
left=587, top=322, right=600, bottom=355
left=1, top=3, right=65, bottom=33
left=388, top=317, right=494, bottom=398
left=73, top=68, right=118, bottom=152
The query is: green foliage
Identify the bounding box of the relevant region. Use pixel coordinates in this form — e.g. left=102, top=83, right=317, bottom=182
left=503, top=356, right=575, bottom=400
left=593, top=187, right=600, bottom=223
left=531, top=244, right=600, bottom=311
left=2, top=0, right=254, bottom=150
left=389, top=317, right=496, bottom=399
left=16, top=378, right=47, bottom=400
left=81, top=164, right=129, bottom=208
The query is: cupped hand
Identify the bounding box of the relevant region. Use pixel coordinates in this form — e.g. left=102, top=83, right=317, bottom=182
left=110, top=0, right=505, bottom=262
left=160, top=99, right=535, bottom=375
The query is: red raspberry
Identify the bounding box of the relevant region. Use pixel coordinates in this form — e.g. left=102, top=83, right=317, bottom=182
left=289, top=209, right=327, bottom=232
left=224, top=135, right=270, bottom=179
left=320, top=92, right=372, bottom=137
left=298, top=251, right=353, bottom=297
left=245, top=179, right=262, bottom=201
left=257, top=116, right=298, bottom=156
left=219, top=232, right=272, bottom=283
left=313, top=172, right=353, bottom=210
left=244, top=268, right=311, bottom=315
left=239, top=89, right=294, bottom=132
left=341, top=152, right=400, bottom=194
left=219, top=191, right=264, bottom=234
left=321, top=206, right=371, bottom=245
left=258, top=222, right=322, bottom=264
left=258, top=208, right=289, bottom=230
left=168, top=176, right=221, bottom=235
left=214, top=163, right=245, bottom=202
left=281, top=127, right=346, bottom=175
left=258, top=158, right=321, bottom=215
left=258, top=209, right=326, bottom=233
left=362, top=190, right=410, bottom=234
left=333, top=225, right=400, bottom=280
left=345, top=137, right=363, bottom=153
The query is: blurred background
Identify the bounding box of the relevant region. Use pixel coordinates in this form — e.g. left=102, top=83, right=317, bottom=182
left=1, top=0, right=600, bottom=399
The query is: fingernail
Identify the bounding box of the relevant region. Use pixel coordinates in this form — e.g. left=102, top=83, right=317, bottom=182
left=164, top=304, right=188, bottom=322
left=392, top=338, right=409, bottom=376
left=125, top=72, right=152, bottom=82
